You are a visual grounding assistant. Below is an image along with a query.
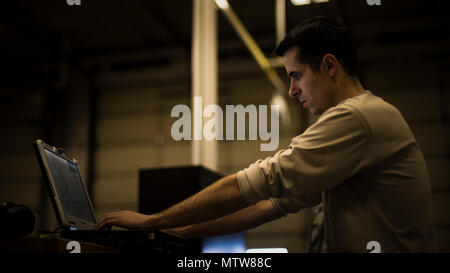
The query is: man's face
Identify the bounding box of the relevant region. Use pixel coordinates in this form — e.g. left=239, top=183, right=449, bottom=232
left=283, top=46, right=335, bottom=116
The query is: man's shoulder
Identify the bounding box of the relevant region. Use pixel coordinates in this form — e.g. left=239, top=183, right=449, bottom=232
left=339, top=90, right=396, bottom=112
left=338, top=90, right=415, bottom=143
left=315, top=90, right=412, bottom=140
left=334, top=90, right=404, bottom=123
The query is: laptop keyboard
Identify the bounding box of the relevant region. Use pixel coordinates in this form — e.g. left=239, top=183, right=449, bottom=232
left=60, top=230, right=189, bottom=253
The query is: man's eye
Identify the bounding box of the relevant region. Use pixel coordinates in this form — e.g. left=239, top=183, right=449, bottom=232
left=293, top=73, right=301, bottom=80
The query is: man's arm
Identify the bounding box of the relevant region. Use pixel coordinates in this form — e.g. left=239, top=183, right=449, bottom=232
left=163, top=192, right=322, bottom=238
left=97, top=174, right=248, bottom=230
left=161, top=199, right=282, bottom=238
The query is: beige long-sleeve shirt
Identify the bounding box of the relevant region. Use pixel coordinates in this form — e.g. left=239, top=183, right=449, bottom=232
left=237, top=90, right=437, bottom=252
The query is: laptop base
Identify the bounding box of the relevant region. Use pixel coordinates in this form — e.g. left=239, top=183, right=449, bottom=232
left=60, top=229, right=190, bottom=253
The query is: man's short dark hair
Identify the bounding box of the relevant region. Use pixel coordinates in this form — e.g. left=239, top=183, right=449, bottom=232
left=275, top=16, right=359, bottom=77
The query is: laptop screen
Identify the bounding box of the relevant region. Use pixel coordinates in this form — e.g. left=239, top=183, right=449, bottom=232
left=44, top=148, right=96, bottom=224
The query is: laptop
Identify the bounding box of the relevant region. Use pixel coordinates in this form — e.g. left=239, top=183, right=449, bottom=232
left=34, top=139, right=186, bottom=252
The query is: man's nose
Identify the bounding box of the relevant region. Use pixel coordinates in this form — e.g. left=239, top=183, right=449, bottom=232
left=288, top=80, right=300, bottom=98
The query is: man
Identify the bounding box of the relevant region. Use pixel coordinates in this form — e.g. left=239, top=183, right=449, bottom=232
left=97, top=17, right=437, bottom=252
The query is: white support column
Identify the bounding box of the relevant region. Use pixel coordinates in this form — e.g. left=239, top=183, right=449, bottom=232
left=275, top=0, right=286, bottom=45
left=192, top=0, right=218, bottom=171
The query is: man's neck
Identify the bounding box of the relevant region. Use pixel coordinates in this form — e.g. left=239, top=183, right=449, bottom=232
left=334, top=77, right=364, bottom=105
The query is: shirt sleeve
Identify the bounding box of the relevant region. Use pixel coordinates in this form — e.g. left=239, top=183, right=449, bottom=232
left=270, top=193, right=323, bottom=217
left=237, top=105, right=370, bottom=205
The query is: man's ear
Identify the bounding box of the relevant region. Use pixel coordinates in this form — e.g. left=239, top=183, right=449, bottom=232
left=322, top=54, right=338, bottom=76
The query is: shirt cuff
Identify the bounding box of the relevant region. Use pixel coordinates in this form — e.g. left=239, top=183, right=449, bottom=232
left=236, top=165, right=270, bottom=205
left=270, top=198, right=301, bottom=217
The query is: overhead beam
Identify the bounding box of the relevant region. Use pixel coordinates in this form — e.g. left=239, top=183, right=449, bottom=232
left=216, top=1, right=286, bottom=95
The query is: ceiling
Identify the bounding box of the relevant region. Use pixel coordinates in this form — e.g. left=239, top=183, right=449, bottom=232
left=0, top=0, right=449, bottom=84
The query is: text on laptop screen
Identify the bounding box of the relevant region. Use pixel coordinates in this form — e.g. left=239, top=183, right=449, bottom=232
left=44, top=148, right=96, bottom=224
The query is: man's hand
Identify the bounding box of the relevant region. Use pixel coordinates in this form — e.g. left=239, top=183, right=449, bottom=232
left=96, top=210, right=152, bottom=230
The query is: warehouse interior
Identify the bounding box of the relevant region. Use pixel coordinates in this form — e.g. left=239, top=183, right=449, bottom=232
left=0, top=0, right=449, bottom=252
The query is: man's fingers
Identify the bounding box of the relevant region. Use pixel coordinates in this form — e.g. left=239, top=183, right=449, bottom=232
left=98, top=219, right=114, bottom=230
left=96, top=211, right=122, bottom=229
left=96, top=219, right=109, bottom=230
left=96, top=210, right=140, bottom=230
left=96, top=215, right=117, bottom=230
